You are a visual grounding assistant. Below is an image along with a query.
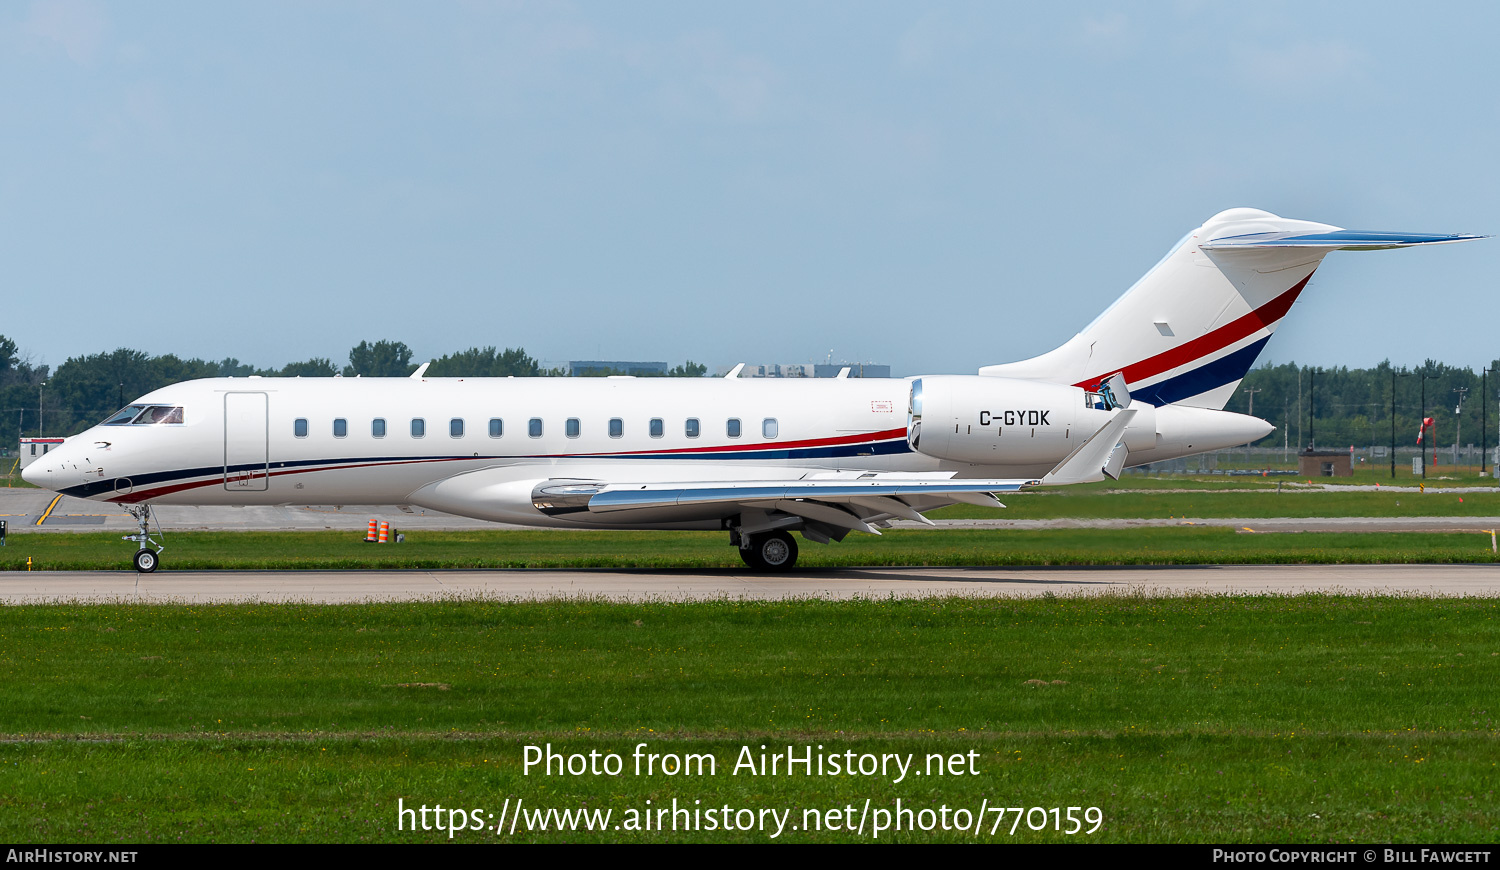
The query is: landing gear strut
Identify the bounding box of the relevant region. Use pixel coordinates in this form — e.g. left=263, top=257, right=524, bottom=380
left=738, top=530, right=799, bottom=572
left=124, top=505, right=164, bottom=573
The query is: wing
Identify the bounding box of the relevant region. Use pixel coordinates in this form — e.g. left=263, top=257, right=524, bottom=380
left=406, top=409, right=1135, bottom=536
left=407, top=465, right=1037, bottom=537
left=530, top=472, right=1040, bottom=534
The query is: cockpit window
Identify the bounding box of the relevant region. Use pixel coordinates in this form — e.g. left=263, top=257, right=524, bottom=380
left=131, top=405, right=184, bottom=425
left=102, top=405, right=146, bottom=425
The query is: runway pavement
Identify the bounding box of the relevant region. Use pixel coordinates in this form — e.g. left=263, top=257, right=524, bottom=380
left=0, top=488, right=508, bottom=532
left=2, top=564, right=1497, bottom=603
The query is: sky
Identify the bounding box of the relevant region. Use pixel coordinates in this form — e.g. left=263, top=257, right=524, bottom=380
left=2, top=1, right=1497, bottom=377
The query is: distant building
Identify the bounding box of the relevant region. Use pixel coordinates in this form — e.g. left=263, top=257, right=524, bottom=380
left=567, top=360, right=669, bottom=377
left=1298, top=448, right=1353, bottom=477
left=18, top=437, right=64, bottom=469
left=814, top=363, right=891, bottom=379
left=715, top=362, right=892, bottom=379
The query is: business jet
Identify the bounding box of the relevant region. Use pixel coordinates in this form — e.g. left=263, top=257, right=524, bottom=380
left=23, top=208, right=1482, bottom=572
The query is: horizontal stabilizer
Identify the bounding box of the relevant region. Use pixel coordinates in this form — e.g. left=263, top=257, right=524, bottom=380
left=1201, top=230, right=1485, bottom=252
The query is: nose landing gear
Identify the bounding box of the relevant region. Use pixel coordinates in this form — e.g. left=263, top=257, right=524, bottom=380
left=124, top=505, right=164, bottom=573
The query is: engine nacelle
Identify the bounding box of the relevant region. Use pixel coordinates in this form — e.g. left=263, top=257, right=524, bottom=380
left=908, top=376, right=1157, bottom=466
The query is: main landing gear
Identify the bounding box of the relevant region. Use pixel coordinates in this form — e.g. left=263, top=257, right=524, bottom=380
left=737, top=530, right=799, bottom=572
left=124, top=504, right=165, bottom=573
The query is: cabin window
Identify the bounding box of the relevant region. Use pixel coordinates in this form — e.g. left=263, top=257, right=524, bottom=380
left=411, top=418, right=426, bottom=438
left=294, top=418, right=308, bottom=438
left=763, top=418, right=779, bottom=439
left=529, top=418, right=543, bottom=438
left=372, top=418, right=387, bottom=438
left=727, top=418, right=741, bottom=438
left=609, top=418, right=623, bottom=438
left=566, top=418, right=581, bottom=438
left=649, top=418, right=664, bottom=438
left=450, top=418, right=464, bottom=438
left=685, top=418, right=700, bottom=438
left=489, top=418, right=503, bottom=438
left=333, top=418, right=347, bottom=438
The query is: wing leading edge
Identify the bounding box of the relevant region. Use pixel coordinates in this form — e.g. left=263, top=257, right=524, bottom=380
left=535, top=476, right=1036, bottom=512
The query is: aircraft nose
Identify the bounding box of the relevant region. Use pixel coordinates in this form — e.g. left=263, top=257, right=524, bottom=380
left=21, top=452, right=61, bottom=491
left=21, top=458, right=48, bottom=489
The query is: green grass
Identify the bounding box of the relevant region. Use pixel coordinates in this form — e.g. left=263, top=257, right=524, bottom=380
left=4, top=526, right=1500, bottom=571
left=930, top=485, right=1500, bottom=520
left=1, top=596, right=1497, bottom=842
left=1118, top=465, right=1497, bottom=487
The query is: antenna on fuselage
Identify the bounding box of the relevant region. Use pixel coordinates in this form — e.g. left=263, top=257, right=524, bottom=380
left=410, top=362, right=431, bottom=379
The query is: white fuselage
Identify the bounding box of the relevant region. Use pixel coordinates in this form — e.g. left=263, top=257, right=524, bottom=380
left=25, top=374, right=1270, bottom=530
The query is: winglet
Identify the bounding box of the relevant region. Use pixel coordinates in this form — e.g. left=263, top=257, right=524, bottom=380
left=725, top=363, right=745, bottom=379
left=1041, top=409, right=1137, bottom=486
left=410, top=362, right=432, bottom=379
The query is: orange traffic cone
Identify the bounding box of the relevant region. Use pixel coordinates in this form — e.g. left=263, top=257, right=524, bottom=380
left=365, top=519, right=378, bottom=543
left=378, top=521, right=390, bottom=544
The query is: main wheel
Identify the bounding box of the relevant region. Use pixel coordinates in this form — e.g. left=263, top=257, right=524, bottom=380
left=740, top=531, right=798, bottom=572
left=133, top=549, right=159, bottom=573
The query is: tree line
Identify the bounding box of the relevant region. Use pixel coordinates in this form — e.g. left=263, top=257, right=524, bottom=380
left=1223, top=360, right=1500, bottom=452
left=0, top=338, right=705, bottom=445
left=4, top=334, right=1496, bottom=452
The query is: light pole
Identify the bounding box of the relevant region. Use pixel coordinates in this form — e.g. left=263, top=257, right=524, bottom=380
left=1453, top=387, right=1469, bottom=470
left=1484, top=366, right=1498, bottom=477
left=1420, top=373, right=1439, bottom=478
left=1391, top=370, right=1410, bottom=478
left=1243, top=387, right=1262, bottom=469
left=1308, top=367, right=1317, bottom=450
left=37, top=382, right=44, bottom=437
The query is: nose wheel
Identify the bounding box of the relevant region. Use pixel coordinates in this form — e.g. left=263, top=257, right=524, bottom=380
left=124, top=505, right=165, bottom=573
left=133, top=548, right=159, bottom=573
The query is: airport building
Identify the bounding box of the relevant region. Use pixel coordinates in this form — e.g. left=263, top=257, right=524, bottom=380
left=714, top=363, right=892, bottom=378
left=17, top=437, right=65, bottom=469
left=566, top=360, right=669, bottom=377
left=1297, top=448, right=1354, bottom=477
left=813, top=363, right=891, bottom=379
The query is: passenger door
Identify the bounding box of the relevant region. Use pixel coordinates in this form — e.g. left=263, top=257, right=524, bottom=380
left=224, top=392, right=269, bottom=491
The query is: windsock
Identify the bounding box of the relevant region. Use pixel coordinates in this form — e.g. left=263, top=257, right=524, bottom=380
left=1416, top=417, right=1434, bottom=444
